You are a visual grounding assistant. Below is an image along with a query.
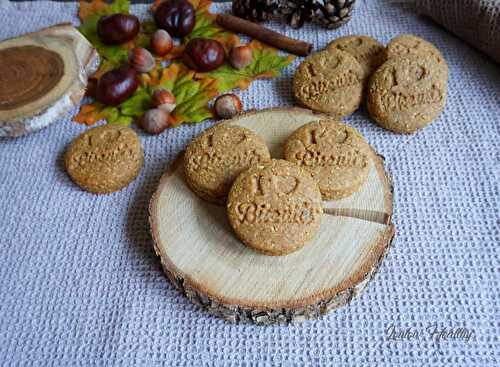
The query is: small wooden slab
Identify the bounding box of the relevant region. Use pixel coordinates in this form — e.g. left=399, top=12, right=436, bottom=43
left=149, top=108, right=395, bottom=324
left=0, top=24, right=99, bottom=137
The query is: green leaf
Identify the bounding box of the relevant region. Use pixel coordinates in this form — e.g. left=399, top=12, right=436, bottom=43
left=100, top=106, right=120, bottom=124
left=78, top=0, right=132, bottom=67
left=148, top=62, right=218, bottom=125
left=111, top=116, right=135, bottom=126
left=119, top=87, right=152, bottom=117
left=134, top=19, right=157, bottom=50
left=172, top=80, right=213, bottom=123
left=201, top=41, right=295, bottom=92
left=186, top=12, right=225, bottom=41
left=182, top=1, right=239, bottom=52
left=74, top=1, right=294, bottom=128
left=142, top=19, right=157, bottom=34
left=79, top=0, right=130, bottom=20
left=78, top=21, right=129, bottom=65
left=172, top=73, right=218, bottom=124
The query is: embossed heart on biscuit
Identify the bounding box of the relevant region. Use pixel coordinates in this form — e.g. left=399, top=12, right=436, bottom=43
left=388, top=64, right=430, bottom=93
left=200, top=129, right=246, bottom=151
left=272, top=175, right=299, bottom=195
left=87, top=128, right=122, bottom=147
left=338, top=37, right=363, bottom=49
left=250, top=174, right=299, bottom=196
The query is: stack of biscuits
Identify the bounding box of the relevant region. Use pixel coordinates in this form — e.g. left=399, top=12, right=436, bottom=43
left=293, top=34, right=448, bottom=134
left=184, top=119, right=372, bottom=256
left=191, top=35, right=448, bottom=255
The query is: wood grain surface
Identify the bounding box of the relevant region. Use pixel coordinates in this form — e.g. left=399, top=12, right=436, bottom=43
left=149, top=108, right=395, bottom=324
left=0, top=23, right=99, bottom=137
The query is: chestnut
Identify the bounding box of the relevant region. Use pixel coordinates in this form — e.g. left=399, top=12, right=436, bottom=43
left=154, top=0, right=195, bottom=38
left=95, top=66, right=139, bottom=106
left=183, top=38, right=225, bottom=72
left=97, top=13, right=140, bottom=45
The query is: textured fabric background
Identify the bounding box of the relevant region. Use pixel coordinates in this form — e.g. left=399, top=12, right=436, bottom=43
left=416, top=0, right=500, bottom=63
left=0, top=1, right=498, bottom=366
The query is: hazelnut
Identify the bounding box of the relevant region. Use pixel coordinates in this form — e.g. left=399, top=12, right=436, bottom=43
left=229, top=45, right=253, bottom=69
left=128, top=48, right=155, bottom=74
left=141, top=108, right=170, bottom=134
left=214, top=94, right=243, bottom=119
left=152, top=89, right=176, bottom=113
left=150, top=29, right=173, bottom=56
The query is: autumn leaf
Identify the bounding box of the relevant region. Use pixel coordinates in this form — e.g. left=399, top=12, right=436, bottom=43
left=79, top=0, right=129, bottom=20
left=74, top=93, right=143, bottom=126
left=119, top=87, right=152, bottom=119
left=198, top=41, right=295, bottom=92
left=74, top=103, right=134, bottom=126
left=75, top=1, right=293, bottom=128
left=150, top=62, right=218, bottom=125
left=73, top=103, right=118, bottom=126
left=80, top=86, right=151, bottom=125
left=151, top=0, right=240, bottom=58
left=78, top=0, right=132, bottom=68
left=73, top=104, right=106, bottom=125
left=184, top=0, right=240, bottom=51
left=75, top=62, right=219, bottom=126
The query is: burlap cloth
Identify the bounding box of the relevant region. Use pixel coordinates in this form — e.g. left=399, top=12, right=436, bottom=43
left=0, top=1, right=498, bottom=366
left=416, top=0, right=500, bottom=63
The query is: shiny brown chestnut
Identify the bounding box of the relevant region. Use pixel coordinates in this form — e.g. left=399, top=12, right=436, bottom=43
left=154, top=0, right=195, bottom=38
left=95, top=66, right=139, bottom=106
left=183, top=38, right=225, bottom=72
left=97, top=14, right=140, bottom=45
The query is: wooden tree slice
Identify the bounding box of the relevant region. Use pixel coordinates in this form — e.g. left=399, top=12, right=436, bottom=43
left=150, top=108, right=395, bottom=324
left=0, top=23, right=99, bottom=137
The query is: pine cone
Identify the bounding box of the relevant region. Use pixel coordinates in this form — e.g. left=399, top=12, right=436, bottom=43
left=314, top=0, right=356, bottom=29
left=277, top=1, right=316, bottom=29
left=231, top=0, right=356, bottom=29
left=232, top=0, right=277, bottom=22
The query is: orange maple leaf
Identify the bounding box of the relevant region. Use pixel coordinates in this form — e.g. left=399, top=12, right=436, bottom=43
left=73, top=104, right=107, bottom=126
left=75, top=0, right=293, bottom=128
left=79, top=0, right=108, bottom=20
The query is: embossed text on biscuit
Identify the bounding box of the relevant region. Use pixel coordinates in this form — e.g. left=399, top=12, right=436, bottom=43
left=189, top=149, right=264, bottom=171
left=234, top=201, right=322, bottom=225
left=300, top=70, right=360, bottom=100
left=294, top=148, right=368, bottom=168
left=72, top=143, right=135, bottom=167
left=380, top=85, right=443, bottom=111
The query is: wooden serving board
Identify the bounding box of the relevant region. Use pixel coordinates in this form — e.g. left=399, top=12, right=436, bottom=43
left=149, top=108, right=395, bottom=324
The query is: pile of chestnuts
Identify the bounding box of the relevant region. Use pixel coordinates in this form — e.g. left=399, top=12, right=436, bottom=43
left=93, top=0, right=250, bottom=134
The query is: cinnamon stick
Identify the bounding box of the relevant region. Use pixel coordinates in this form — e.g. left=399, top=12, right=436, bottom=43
left=215, top=14, right=313, bottom=56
